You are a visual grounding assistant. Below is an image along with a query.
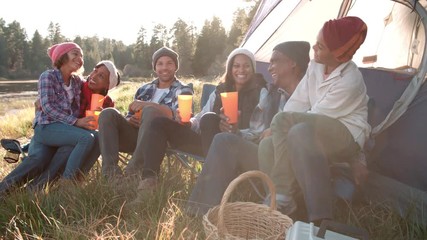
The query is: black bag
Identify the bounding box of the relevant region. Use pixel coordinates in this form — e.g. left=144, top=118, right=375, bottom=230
left=1, top=139, right=23, bottom=163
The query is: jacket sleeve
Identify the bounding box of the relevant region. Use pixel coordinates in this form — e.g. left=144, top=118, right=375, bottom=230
left=239, top=87, right=269, bottom=142
left=103, top=96, right=115, bottom=108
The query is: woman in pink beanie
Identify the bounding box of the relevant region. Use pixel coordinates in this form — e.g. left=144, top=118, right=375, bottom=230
left=29, top=42, right=99, bottom=181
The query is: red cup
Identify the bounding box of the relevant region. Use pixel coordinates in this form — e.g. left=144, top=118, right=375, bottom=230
left=178, top=95, right=193, bottom=122
left=220, top=91, right=238, bottom=124
left=91, top=93, right=105, bottom=110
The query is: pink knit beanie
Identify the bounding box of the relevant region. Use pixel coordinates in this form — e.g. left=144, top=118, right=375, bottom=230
left=47, top=42, right=82, bottom=63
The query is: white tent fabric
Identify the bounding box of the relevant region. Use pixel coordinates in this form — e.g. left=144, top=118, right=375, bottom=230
left=241, top=0, right=427, bottom=137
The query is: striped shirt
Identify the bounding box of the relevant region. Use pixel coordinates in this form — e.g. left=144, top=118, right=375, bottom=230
left=34, top=69, right=83, bottom=126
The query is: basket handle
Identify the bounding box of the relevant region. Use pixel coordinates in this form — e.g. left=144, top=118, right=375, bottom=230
left=217, top=170, right=277, bottom=235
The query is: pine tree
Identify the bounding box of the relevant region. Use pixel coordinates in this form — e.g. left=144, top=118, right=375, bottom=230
left=171, top=19, right=196, bottom=76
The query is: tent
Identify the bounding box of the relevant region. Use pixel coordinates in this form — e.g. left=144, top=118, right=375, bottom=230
left=241, top=0, right=427, bottom=224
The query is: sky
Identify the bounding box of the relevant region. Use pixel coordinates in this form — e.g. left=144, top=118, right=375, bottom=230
left=0, top=0, right=251, bottom=45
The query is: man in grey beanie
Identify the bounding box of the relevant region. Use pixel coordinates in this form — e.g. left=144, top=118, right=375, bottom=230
left=98, top=46, right=193, bottom=179
left=152, top=46, right=179, bottom=71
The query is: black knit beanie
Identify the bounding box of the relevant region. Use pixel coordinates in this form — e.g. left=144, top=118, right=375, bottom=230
left=152, top=46, right=179, bottom=71
left=273, top=41, right=310, bottom=74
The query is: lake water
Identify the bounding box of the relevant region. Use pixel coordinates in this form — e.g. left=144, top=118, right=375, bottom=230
left=0, top=80, right=38, bottom=116
left=0, top=80, right=38, bottom=98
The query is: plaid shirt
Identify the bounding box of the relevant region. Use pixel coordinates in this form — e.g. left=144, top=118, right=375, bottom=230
left=34, top=69, right=83, bottom=126
left=126, top=77, right=193, bottom=118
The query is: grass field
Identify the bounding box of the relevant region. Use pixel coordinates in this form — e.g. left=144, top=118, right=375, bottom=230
left=0, top=78, right=426, bottom=239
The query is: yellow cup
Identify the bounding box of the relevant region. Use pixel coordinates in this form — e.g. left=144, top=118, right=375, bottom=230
left=178, top=95, right=193, bottom=122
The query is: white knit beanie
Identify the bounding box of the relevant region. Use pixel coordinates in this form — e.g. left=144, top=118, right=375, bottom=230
left=225, top=48, right=256, bottom=73
left=96, top=60, right=119, bottom=90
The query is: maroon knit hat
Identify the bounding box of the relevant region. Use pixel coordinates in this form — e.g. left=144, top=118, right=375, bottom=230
left=321, top=16, right=367, bottom=62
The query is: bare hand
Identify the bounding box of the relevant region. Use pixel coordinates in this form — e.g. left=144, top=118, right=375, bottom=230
left=128, top=115, right=141, bottom=128
left=128, top=100, right=145, bottom=113
left=34, top=98, right=41, bottom=111
left=259, top=128, right=272, bottom=140
left=219, top=108, right=238, bottom=133
left=351, top=161, right=369, bottom=186
left=176, top=108, right=192, bottom=127
left=75, top=116, right=96, bottom=130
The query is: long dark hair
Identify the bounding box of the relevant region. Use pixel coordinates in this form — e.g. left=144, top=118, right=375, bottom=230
left=221, top=54, right=255, bottom=92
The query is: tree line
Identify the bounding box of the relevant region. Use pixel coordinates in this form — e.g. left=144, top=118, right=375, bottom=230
left=0, top=1, right=259, bottom=80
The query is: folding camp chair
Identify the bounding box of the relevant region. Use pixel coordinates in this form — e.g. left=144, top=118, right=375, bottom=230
left=116, top=82, right=216, bottom=175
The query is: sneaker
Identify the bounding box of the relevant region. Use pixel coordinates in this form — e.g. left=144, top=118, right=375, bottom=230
left=276, top=200, right=297, bottom=216
left=264, top=194, right=297, bottom=216
left=137, top=177, right=158, bottom=191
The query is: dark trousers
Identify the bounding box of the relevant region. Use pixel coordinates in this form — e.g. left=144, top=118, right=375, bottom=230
left=141, top=117, right=203, bottom=178
left=140, top=111, right=221, bottom=178
left=199, top=112, right=221, bottom=156
left=259, top=112, right=360, bottom=221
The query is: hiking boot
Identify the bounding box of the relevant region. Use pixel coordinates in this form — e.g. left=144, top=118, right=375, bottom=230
left=137, top=177, right=158, bottom=191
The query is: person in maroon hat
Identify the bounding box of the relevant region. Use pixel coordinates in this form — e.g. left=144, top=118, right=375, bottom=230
left=258, top=16, right=371, bottom=224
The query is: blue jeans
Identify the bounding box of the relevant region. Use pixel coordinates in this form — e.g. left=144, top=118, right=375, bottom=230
left=33, top=122, right=98, bottom=179
left=0, top=138, right=56, bottom=194
left=27, top=146, right=74, bottom=190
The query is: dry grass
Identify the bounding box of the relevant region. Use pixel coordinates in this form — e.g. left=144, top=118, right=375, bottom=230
left=0, top=98, right=35, bottom=116
left=0, top=107, right=34, bottom=139
left=0, top=77, right=425, bottom=239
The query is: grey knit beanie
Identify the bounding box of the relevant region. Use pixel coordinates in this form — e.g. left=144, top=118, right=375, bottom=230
left=273, top=41, right=310, bottom=74
left=152, top=46, right=179, bottom=71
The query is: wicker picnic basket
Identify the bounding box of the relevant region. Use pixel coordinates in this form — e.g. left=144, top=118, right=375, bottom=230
left=203, top=170, right=293, bottom=240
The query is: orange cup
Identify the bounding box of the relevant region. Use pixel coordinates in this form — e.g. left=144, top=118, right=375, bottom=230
left=134, top=110, right=142, bottom=120
left=178, top=95, right=193, bottom=122
left=85, top=110, right=100, bottom=130
left=220, top=91, right=238, bottom=124
left=91, top=93, right=105, bottom=110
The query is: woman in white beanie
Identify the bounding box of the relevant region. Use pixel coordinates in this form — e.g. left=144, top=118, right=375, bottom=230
left=79, top=60, right=120, bottom=115
left=134, top=48, right=267, bottom=191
